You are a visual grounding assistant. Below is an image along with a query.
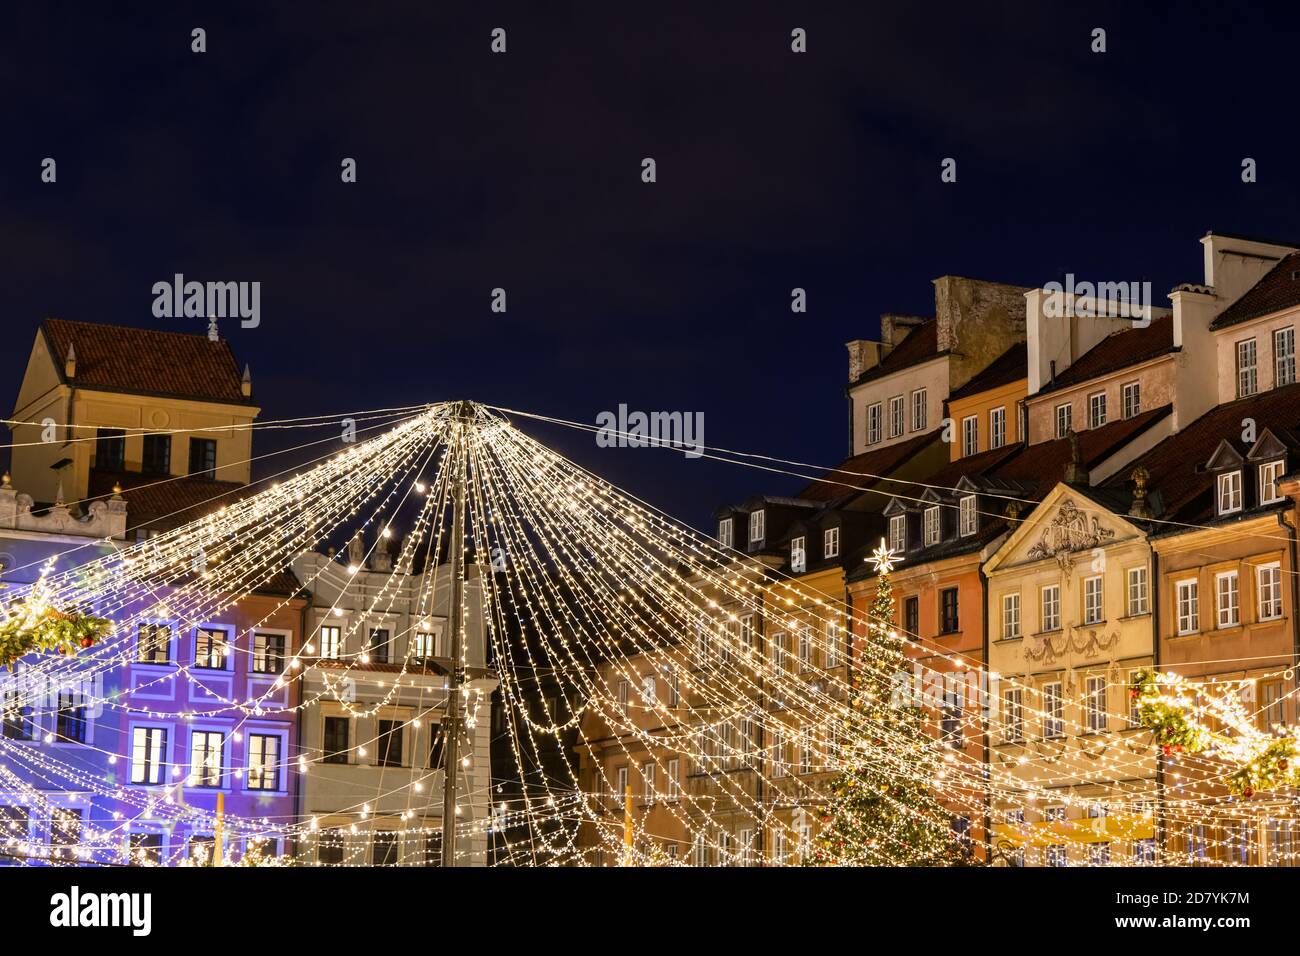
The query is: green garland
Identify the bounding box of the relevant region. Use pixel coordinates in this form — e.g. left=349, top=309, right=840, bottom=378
left=0, top=605, right=114, bottom=670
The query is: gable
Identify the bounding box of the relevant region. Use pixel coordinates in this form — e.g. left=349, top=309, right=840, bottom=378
left=984, top=483, right=1146, bottom=575
left=11, top=329, right=63, bottom=418
left=1204, top=439, right=1245, bottom=472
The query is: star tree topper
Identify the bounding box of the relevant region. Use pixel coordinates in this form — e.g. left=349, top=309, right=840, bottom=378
left=867, top=537, right=900, bottom=574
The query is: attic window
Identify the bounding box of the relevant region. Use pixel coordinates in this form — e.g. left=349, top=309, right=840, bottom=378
left=923, top=506, right=941, bottom=546
left=790, top=536, right=807, bottom=574
left=1217, top=471, right=1243, bottom=515
left=749, top=509, right=765, bottom=543
left=717, top=518, right=733, bottom=549
left=959, top=495, right=977, bottom=537
left=1259, top=460, right=1285, bottom=505
left=889, top=515, right=906, bottom=553
left=823, top=526, right=840, bottom=559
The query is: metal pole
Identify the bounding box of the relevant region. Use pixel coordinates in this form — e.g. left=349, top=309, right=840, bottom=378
left=441, top=402, right=471, bottom=866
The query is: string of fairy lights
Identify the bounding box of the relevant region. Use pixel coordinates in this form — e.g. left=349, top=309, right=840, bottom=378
left=1, top=401, right=1299, bottom=866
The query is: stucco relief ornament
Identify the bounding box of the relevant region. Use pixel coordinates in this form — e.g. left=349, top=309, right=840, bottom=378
left=1026, top=499, right=1115, bottom=572
left=1024, top=628, right=1119, bottom=664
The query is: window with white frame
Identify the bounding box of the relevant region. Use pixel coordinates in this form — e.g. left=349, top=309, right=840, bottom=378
left=1216, top=571, right=1240, bottom=628
left=1260, top=460, right=1285, bottom=505
left=961, top=416, right=978, bottom=457
left=1043, top=682, right=1063, bottom=738
left=798, top=627, right=812, bottom=671
left=718, top=518, right=733, bottom=548
left=1003, top=689, right=1023, bottom=742
left=1088, top=392, right=1107, bottom=429
left=790, top=536, right=806, bottom=573
left=1002, top=593, right=1020, bottom=639
left=189, top=730, right=225, bottom=788
left=1122, top=381, right=1141, bottom=419
left=1258, top=563, right=1283, bottom=621
left=824, top=620, right=838, bottom=669
left=1041, top=584, right=1061, bottom=632
left=642, top=762, right=655, bottom=804
left=1176, top=579, right=1199, bottom=634
left=1238, top=338, right=1258, bottom=397
left=616, top=765, right=628, bottom=800
left=669, top=671, right=680, bottom=707
left=889, top=514, right=906, bottom=553
left=1085, top=676, right=1107, bottom=733
left=889, top=395, right=905, bottom=438
left=923, top=505, right=941, bottom=546
left=959, top=495, right=977, bottom=536
left=1128, top=670, right=1143, bottom=727
left=1277, top=327, right=1296, bottom=387
left=749, top=509, right=765, bottom=543
left=739, top=614, right=754, bottom=655
left=618, top=679, right=630, bottom=711
left=667, top=757, right=680, bottom=799
left=867, top=403, right=882, bottom=444
left=641, top=675, right=656, bottom=705
left=130, top=726, right=167, bottom=785
left=1217, top=471, right=1242, bottom=514
left=823, top=526, right=840, bottom=559
left=911, top=388, right=927, bottom=431
left=1055, top=403, right=1072, bottom=438
left=318, top=624, right=341, bottom=660
left=771, top=632, right=786, bottom=670
left=771, top=727, right=786, bottom=776
left=990, top=406, right=1006, bottom=449
left=1127, top=566, right=1149, bottom=616
left=1083, top=576, right=1104, bottom=625
left=247, top=733, right=281, bottom=791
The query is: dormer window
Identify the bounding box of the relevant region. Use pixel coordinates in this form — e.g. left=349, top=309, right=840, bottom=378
left=923, top=506, right=941, bottom=546
left=823, top=527, right=840, bottom=559
left=718, top=518, right=733, bottom=548
left=749, top=510, right=765, bottom=543
left=958, top=495, right=977, bottom=537
left=790, top=536, right=806, bottom=573
left=888, top=514, right=906, bottom=553
left=1260, top=460, right=1285, bottom=505
left=1217, top=471, right=1243, bottom=515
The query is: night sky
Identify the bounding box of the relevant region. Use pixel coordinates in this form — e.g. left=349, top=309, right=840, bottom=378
left=4, top=2, right=1299, bottom=529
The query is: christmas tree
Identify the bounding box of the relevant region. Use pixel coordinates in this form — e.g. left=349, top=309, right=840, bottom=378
left=811, top=540, right=974, bottom=866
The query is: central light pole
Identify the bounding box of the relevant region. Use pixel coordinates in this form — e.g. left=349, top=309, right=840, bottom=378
left=440, top=401, right=472, bottom=866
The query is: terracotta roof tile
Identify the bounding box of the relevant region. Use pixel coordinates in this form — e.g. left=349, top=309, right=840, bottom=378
left=1038, top=314, right=1174, bottom=393
left=88, top=469, right=251, bottom=533
left=42, top=318, right=251, bottom=405
left=848, top=320, right=941, bottom=388
left=797, top=431, right=942, bottom=502
left=947, top=342, right=1027, bottom=401
left=1211, top=252, right=1300, bottom=329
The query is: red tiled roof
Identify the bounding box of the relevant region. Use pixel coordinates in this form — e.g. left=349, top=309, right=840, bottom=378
left=1039, top=314, right=1174, bottom=392
left=88, top=469, right=250, bottom=532
left=947, top=342, right=1027, bottom=401
left=42, top=318, right=252, bottom=405
left=798, top=431, right=942, bottom=502
left=1211, top=251, right=1300, bottom=329
left=848, top=320, right=941, bottom=388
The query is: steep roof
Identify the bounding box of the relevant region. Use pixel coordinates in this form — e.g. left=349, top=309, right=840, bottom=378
left=988, top=405, right=1172, bottom=489
left=797, top=431, right=942, bottom=502
left=1211, top=251, right=1300, bottom=329
left=42, top=318, right=252, bottom=405
left=1037, top=314, right=1175, bottom=393
left=88, top=469, right=249, bottom=533
left=848, top=320, right=942, bottom=389
left=947, top=342, right=1027, bottom=401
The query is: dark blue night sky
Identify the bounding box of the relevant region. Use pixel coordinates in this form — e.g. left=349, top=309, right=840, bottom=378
left=4, top=2, right=1299, bottom=528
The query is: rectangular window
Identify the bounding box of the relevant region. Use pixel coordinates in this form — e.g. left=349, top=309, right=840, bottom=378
left=618, top=679, right=630, bottom=711
left=1127, top=567, right=1149, bottom=616
left=889, top=395, right=904, bottom=438
left=1260, top=460, right=1285, bottom=505
left=1, top=689, right=33, bottom=740
left=640, top=675, right=656, bottom=705
left=940, top=587, right=959, bottom=634
left=1238, top=338, right=1258, bottom=397
left=798, top=627, right=812, bottom=671
left=373, top=831, right=399, bottom=866
left=867, top=403, right=882, bottom=444
left=669, top=670, right=680, bottom=707
left=55, top=690, right=86, bottom=743
left=194, top=626, right=228, bottom=670
left=642, top=762, right=655, bottom=803
left=128, top=832, right=163, bottom=865
left=1055, top=404, right=1072, bottom=438
left=1088, top=392, right=1107, bottom=429
left=318, top=625, right=341, bottom=660
left=1259, top=563, right=1283, bottom=621
left=1083, top=576, right=1104, bottom=625
left=130, top=726, right=167, bottom=784
left=990, top=406, right=1006, bottom=449
left=824, top=620, right=839, bottom=669
left=1218, top=471, right=1242, bottom=514
left=617, top=766, right=629, bottom=800
left=253, top=632, right=286, bottom=672
left=247, top=734, right=281, bottom=791
left=50, top=808, right=82, bottom=856
left=771, top=632, right=785, bottom=670
left=1128, top=670, right=1143, bottom=727
left=1003, top=689, right=1023, bottom=742
left=718, top=518, right=733, bottom=548
left=959, top=495, right=977, bottom=536
left=1176, top=579, right=1199, bottom=634
left=141, top=433, right=171, bottom=474
left=889, top=514, right=906, bottom=553
left=95, top=428, right=126, bottom=471
left=749, top=510, right=765, bottom=543
left=941, top=690, right=962, bottom=748
left=961, top=415, right=978, bottom=457
left=790, top=536, right=806, bottom=573
left=1122, top=381, right=1141, bottom=419
left=136, top=622, right=172, bottom=664
left=1088, top=843, right=1111, bottom=866
left=1043, top=682, right=1063, bottom=738
left=1041, top=584, right=1060, bottom=632
left=1261, top=679, right=1286, bottom=731
left=911, top=388, right=927, bottom=431
left=667, top=757, right=680, bottom=799
left=318, top=831, right=345, bottom=866
left=1216, top=571, right=1240, bottom=628
left=902, top=595, right=919, bottom=639
left=1086, top=676, right=1107, bottom=733
left=189, top=731, right=225, bottom=788
left=923, top=506, right=941, bottom=546
left=1046, top=845, right=1068, bottom=867
left=323, top=717, right=349, bottom=764
left=1134, top=839, right=1157, bottom=865
left=188, top=437, right=218, bottom=478
left=1002, top=593, right=1020, bottom=639
left=823, top=526, right=840, bottom=559
left=1277, top=327, right=1296, bottom=387
left=376, top=720, right=404, bottom=767
left=428, top=725, right=445, bottom=769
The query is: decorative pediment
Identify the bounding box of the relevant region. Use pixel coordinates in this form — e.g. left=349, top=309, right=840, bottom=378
left=1204, top=439, right=1244, bottom=473
left=1025, top=499, right=1115, bottom=568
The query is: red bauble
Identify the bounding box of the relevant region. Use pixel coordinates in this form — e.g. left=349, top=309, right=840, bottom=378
left=79, top=636, right=95, bottom=649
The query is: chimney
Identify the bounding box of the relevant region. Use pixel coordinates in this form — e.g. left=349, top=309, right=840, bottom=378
left=846, top=340, right=883, bottom=382
left=241, top=364, right=252, bottom=398
left=64, top=343, right=76, bottom=379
